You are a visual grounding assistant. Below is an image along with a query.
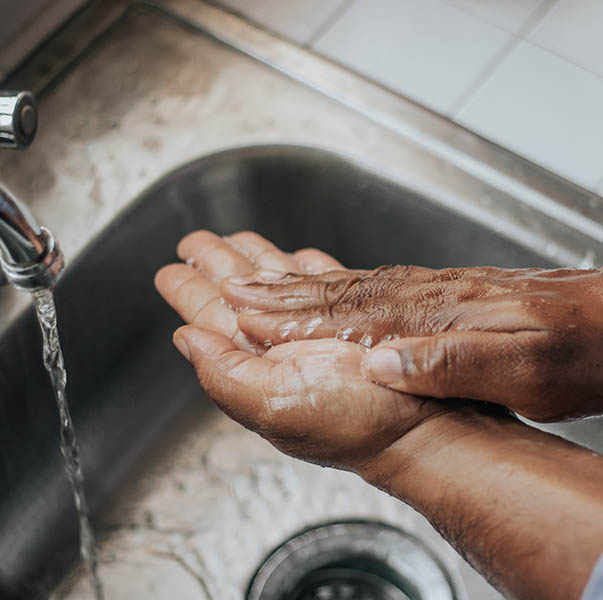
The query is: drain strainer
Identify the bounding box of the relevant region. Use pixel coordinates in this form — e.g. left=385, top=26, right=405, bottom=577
left=247, top=521, right=464, bottom=600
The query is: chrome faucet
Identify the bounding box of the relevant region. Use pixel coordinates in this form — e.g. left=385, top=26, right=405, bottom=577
left=0, top=91, right=64, bottom=291
left=1, top=91, right=37, bottom=149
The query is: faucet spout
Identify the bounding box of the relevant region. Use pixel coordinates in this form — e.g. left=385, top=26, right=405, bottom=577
left=0, top=183, right=64, bottom=291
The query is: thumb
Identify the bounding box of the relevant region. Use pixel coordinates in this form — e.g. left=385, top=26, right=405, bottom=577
left=172, top=325, right=280, bottom=429
left=361, top=331, right=540, bottom=406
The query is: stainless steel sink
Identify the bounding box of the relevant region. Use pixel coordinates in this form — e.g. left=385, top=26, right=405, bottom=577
left=0, top=144, right=559, bottom=598
left=1, top=2, right=602, bottom=598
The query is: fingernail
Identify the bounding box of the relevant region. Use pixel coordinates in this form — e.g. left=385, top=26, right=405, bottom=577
left=256, top=269, right=286, bottom=282
left=365, top=348, right=402, bottom=384
left=173, top=334, right=191, bottom=361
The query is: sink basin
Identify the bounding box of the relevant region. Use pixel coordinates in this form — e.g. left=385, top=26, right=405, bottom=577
left=0, top=144, right=581, bottom=598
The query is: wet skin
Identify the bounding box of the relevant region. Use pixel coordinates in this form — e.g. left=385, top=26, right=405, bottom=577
left=155, top=230, right=603, bottom=600
left=221, top=265, right=603, bottom=422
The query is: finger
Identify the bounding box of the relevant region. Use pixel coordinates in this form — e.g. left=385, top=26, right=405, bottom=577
left=221, top=270, right=356, bottom=310
left=361, top=330, right=549, bottom=417
left=177, top=230, right=254, bottom=283
left=292, top=248, right=345, bottom=274
left=155, top=264, right=254, bottom=352
left=419, top=266, right=521, bottom=282
left=238, top=309, right=340, bottom=345
left=173, top=326, right=292, bottom=430
left=225, top=231, right=301, bottom=272
left=238, top=308, right=390, bottom=347
left=448, top=294, right=550, bottom=332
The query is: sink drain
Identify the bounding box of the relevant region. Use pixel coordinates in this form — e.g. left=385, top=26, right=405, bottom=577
left=247, top=521, right=464, bottom=600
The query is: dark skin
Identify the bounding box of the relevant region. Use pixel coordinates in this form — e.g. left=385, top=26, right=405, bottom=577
left=155, top=230, right=603, bottom=600
left=222, top=264, right=603, bottom=422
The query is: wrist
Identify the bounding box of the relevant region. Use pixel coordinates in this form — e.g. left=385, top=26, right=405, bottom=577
left=358, top=404, right=603, bottom=600
left=357, top=402, right=516, bottom=500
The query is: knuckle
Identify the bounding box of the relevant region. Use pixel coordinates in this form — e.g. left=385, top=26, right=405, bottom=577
left=403, top=285, right=450, bottom=333
left=453, top=278, right=491, bottom=302
left=429, top=267, right=465, bottom=282
left=324, top=276, right=360, bottom=306
left=422, top=337, right=456, bottom=396
left=526, top=330, right=578, bottom=372
left=371, top=265, right=422, bottom=279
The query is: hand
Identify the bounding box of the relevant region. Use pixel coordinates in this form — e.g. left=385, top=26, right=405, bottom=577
left=221, top=264, right=603, bottom=422
left=154, top=231, right=456, bottom=471
left=155, top=231, right=603, bottom=600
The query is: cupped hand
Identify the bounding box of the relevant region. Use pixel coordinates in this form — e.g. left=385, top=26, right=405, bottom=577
left=154, top=229, right=343, bottom=354
left=221, top=264, right=603, bottom=421
left=154, top=231, right=456, bottom=471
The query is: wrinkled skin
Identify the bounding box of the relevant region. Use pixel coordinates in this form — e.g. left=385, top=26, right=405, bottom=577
left=221, top=264, right=603, bottom=422
left=155, top=231, right=603, bottom=600
left=154, top=231, right=461, bottom=471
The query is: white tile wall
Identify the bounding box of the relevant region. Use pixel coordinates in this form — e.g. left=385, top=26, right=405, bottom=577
left=313, top=0, right=510, bottom=115
left=215, top=0, right=351, bottom=45
left=457, top=42, right=603, bottom=190
left=529, top=0, right=603, bottom=78
left=214, top=0, right=603, bottom=195
left=444, top=0, right=548, bottom=33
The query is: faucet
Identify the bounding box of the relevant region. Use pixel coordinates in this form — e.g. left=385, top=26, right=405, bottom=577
left=0, top=91, right=64, bottom=291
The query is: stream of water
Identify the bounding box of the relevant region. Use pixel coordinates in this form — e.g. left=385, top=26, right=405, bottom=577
left=32, top=288, right=104, bottom=600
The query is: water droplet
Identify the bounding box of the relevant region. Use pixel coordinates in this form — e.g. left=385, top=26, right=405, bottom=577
left=263, top=340, right=272, bottom=348
left=186, top=257, right=196, bottom=268
left=381, top=334, right=393, bottom=342
left=336, top=327, right=353, bottom=341
left=359, top=334, right=373, bottom=350
left=219, top=297, right=226, bottom=305
left=302, top=317, right=322, bottom=337
left=279, top=321, right=298, bottom=340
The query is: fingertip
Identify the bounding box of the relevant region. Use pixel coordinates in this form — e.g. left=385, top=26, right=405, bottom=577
left=155, top=263, right=194, bottom=294
left=219, top=277, right=270, bottom=309
left=293, top=248, right=344, bottom=274
left=154, top=264, right=171, bottom=291
left=362, top=347, right=404, bottom=386
left=219, top=276, right=251, bottom=301
left=255, top=269, right=288, bottom=282
left=177, top=230, right=220, bottom=260
left=173, top=329, right=191, bottom=361
left=222, top=270, right=288, bottom=287
left=173, top=326, right=236, bottom=360
left=236, top=310, right=265, bottom=339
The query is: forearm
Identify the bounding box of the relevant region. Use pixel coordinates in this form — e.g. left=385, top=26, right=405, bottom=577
left=360, top=410, right=603, bottom=600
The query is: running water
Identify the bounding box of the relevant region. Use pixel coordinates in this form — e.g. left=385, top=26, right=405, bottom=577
left=32, top=288, right=103, bottom=600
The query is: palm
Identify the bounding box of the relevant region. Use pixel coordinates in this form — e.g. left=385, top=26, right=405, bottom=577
left=257, top=338, right=430, bottom=467
left=155, top=230, right=439, bottom=469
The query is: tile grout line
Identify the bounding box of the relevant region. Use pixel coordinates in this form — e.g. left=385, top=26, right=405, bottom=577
left=449, top=0, right=559, bottom=119
left=447, top=35, right=520, bottom=118
left=438, top=0, right=513, bottom=33
left=526, top=38, right=603, bottom=82
left=305, top=0, right=356, bottom=48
